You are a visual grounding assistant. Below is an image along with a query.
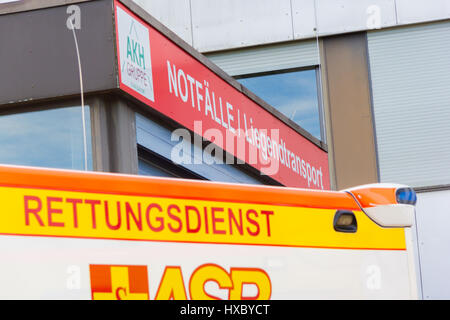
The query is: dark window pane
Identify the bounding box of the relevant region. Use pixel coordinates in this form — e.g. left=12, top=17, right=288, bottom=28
left=137, top=147, right=204, bottom=180
left=0, top=106, right=92, bottom=170
left=238, top=69, right=321, bottom=140
left=138, top=157, right=177, bottom=178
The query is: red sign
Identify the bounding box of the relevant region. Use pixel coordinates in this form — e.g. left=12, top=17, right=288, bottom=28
left=114, top=0, right=330, bottom=190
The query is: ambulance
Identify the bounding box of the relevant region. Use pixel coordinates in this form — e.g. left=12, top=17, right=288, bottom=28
left=0, top=165, right=418, bottom=299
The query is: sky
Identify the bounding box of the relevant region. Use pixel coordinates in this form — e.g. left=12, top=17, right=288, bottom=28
left=238, top=69, right=322, bottom=140
left=0, top=107, right=93, bottom=170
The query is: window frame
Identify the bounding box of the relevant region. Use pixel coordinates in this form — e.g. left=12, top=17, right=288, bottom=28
left=138, top=145, right=205, bottom=180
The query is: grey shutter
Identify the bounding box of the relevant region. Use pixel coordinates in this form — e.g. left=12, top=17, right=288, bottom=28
left=367, top=21, right=450, bottom=188
left=205, top=40, right=319, bottom=76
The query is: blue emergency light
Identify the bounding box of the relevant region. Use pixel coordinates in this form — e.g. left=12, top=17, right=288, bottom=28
left=396, top=188, right=417, bottom=205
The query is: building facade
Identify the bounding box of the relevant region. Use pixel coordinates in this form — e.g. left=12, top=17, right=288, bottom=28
left=1, top=0, right=450, bottom=299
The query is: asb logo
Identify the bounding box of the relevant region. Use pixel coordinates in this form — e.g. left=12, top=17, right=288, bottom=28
left=89, top=265, right=149, bottom=300
left=89, top=263, right=271, bottom=300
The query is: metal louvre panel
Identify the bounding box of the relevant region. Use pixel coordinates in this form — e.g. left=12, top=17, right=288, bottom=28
left=396, top=0, right=450, bottom=25
left=367, top=21, right=450, bottom=188
left=205, top=40, right=319, bottom=76
left=190, top=0, right=293, bottom=52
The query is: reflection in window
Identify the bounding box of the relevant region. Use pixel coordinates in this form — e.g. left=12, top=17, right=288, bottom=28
left=237, top=69, right=322, bottom=140
left=0, top=106, right=92, bottom=170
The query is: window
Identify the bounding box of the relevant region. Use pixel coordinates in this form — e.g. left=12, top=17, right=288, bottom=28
left=0, top=106, right=93, bottom=170
left=135, top=113, right=266, bottom=185
left=237, top=68, right=323, bottom=140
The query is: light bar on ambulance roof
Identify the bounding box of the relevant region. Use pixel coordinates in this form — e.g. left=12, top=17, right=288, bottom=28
left=396, top=188, right=417, bottom=205
left=345, top=184, right=416, bottom=228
